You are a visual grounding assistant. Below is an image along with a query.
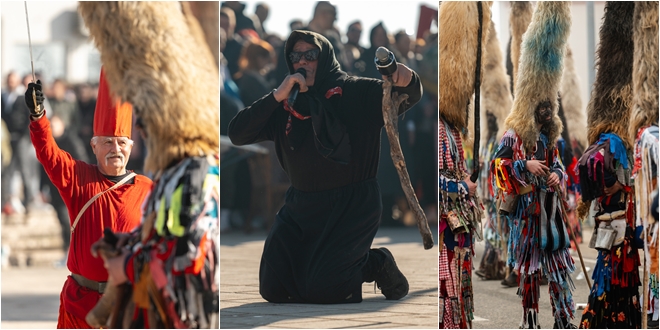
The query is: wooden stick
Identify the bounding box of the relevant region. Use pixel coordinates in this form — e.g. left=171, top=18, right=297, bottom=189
left=556, top=187, right=592, bottom=290
left=382, top=78, right=434, bottom=249
left=642, top=225, right=649, bottom=329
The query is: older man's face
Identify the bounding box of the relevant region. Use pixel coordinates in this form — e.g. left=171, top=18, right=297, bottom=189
left=91, top=136, right=133, bottom=176
left=291, top=40, right=319, bottom=87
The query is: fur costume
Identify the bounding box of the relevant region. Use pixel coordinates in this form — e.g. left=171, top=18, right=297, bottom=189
left=504, top=2, right=570, bottom=152
left=560, top=47, right=587, bottom=148
left=439, top=1, right=492, bottom=134
left=438, top=2, right=491, bottom=328
left=629, top=1, right=659, bottom=143
left=577, top=3, right=643, bottom=329
left=506, top=37, right=514, bottom=96
left=630, top=1, right=659, bottom=325
left=491, top=3, right=576, bottom=328
left=577, top=1, right=636, bottom=219
left=585, top=1, right=635, bottom=149
left=509, top=1, right=534, bottom=94
left=79, top=3, right=220, bottom=328
left=482, top=18, right=513, bottom=144
left=474, top=18, right=513, bottom=283
left=79, top=2, right=219, bottom=175
left=184, top=2, right=219, bottom=67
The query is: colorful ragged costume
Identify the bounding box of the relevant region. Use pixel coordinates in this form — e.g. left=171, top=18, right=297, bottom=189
left=474, top=14, right=515, bottom=282
left=438, top=1, right=490, bottom=327
left=491, top=130, right=576, bottom=328
left=629, top=2, right=659, bottom=326
left=438, top=118, right=483, bottom=329
left=575, top=2, right=643, bottom=328
left=477, top=133, right=507, bottom=281
left=118, top=155, right=220, bottom=328
left=577, top=133, right=641, bottom=329
left=632, top=126, right=659, bottom=326
left=489, top=2, right=576, bottom=328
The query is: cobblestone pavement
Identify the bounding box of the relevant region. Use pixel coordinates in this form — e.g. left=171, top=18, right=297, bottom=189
left=1, top=266, right=69, bottom=328
left=220, top=227, right=439, bottom=329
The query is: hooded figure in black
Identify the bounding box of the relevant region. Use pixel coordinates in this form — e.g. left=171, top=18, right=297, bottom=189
left=228, top=30, right=422, bottom=303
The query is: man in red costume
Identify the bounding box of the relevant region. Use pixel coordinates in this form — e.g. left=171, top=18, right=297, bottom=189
left=26, top=69, right=152, bottom=328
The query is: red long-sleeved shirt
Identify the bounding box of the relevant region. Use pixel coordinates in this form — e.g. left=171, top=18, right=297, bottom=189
left=30, top=114, right=152, bottom=321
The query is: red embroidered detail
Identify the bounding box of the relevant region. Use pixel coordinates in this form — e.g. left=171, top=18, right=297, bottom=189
left=325, top=87, right=342, bottom=99
left=285, top=114, right=292, bottom=136
left=283, top=99, right=311, bottom=120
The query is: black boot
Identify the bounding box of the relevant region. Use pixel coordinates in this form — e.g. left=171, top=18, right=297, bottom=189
left=553, top=316, right=576, bottom=329
left=362, top=248, right=409, bottom=300
left=648, top=314, right=659, bottom=329
left=501, top=271, right=518, bottom=287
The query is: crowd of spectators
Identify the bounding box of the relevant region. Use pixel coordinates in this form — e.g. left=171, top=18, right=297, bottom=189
left=220, top=1, right=439, bottom=232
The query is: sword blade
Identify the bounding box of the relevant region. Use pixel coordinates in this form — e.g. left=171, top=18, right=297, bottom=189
left=24, top=1, right=35, bottom=82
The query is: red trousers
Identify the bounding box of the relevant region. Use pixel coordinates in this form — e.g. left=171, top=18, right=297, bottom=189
left=56, top=276, right=102, bottom=329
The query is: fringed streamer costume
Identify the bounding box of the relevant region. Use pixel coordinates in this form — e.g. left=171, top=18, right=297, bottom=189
left=475, top=15, right=514, bottom=281
left=556, top=137, right=582, bottom=250
left=629, top=1, right=659, bottom=325
left=491, top=129, right=576, bottom=328
left=439, top=119, right=482, bottom=329
left=438, top=1, right=491, bottom=326
left=490, top=2, right=575, bottom=328
left=578, top=133, right=642, bottom=329
left=576, top=2, right=643, bottom=328
left=477, top=133, right=507, bottom=281
left=119, top=156, right=220, bottom=328
left=632, top=126, right=659, bottom=324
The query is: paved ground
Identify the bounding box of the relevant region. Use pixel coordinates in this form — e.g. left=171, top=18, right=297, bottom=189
left=220, top=227, right=439, bottom=329
left=471, top=227, right=598, bottom=329
left=1, top=266, right=69, bottom=328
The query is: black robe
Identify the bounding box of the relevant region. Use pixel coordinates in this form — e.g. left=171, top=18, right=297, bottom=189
left=228, top=30, right=422, bottom=303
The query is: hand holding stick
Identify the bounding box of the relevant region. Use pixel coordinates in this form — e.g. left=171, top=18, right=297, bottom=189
left=381, top=78, right=434, bottom=249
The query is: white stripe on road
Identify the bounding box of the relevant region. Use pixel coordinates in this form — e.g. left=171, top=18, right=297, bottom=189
left=472, top=316, right=489, bottom=322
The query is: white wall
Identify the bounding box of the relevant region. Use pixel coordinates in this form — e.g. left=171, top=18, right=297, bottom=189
left=492, top=1, right=606, bottom=116
left=1, top=1, right=98, bottom=86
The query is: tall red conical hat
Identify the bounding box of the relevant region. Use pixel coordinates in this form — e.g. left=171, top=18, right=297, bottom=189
left=93, top=68, right=132, bottom=137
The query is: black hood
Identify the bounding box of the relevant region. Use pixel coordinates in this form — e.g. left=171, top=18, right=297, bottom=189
left=284, top=30, right=346, bottom=94
left=282, top=30, right=351, bottom=165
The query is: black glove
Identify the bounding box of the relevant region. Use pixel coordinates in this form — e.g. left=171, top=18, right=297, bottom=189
left=25, top=79, right=44, bottom=117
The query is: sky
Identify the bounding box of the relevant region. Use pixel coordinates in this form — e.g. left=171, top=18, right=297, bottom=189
left=236, top=1, right=438, bottom=46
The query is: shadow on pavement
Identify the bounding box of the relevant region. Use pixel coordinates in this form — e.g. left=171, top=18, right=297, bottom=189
left=221, top=227, right=439, bottom=248
left=220, top=288, right=437, bottom=329
left=1, top=294, right=60, bottom=321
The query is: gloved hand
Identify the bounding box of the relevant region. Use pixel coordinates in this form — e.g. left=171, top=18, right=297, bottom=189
left=24, top=79, right=44, bottom=117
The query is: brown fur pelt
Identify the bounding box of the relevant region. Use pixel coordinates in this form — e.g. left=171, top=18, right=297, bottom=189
left=439, top=1, right=492, bottom=133
left=629, top=1, right=659, bottom=142
left=510, top=1, right=534, bottom=93
left=586, top=2, right=635, bottom=149
left=79, top=2, right=220, bottom=174
left=504, top=2, right=571, bottom=152
left=482, top=18, right=513, bottom=144
left=184, top=1, right=219, bottom=68
left=560, top=46, right=587, bottom=147
left=576, top=199, right=592, bottom=223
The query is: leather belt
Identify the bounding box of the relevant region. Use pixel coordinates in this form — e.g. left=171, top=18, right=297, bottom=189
left=596, top=210, right=626, bottom=221
left=71, top=273, right=107, bottom=294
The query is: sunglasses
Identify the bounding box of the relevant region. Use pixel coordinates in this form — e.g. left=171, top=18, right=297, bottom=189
left=289, top=49, right=320, bottom=64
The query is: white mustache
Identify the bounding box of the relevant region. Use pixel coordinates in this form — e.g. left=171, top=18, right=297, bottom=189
left=105, top=153, right=124, bottom=166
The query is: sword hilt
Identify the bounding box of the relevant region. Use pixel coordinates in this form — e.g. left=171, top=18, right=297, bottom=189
left=32, top=88, right=41, bottom=116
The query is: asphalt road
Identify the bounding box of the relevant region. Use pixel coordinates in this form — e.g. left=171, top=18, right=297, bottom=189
left=471, top=227, right=599, bottom=329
